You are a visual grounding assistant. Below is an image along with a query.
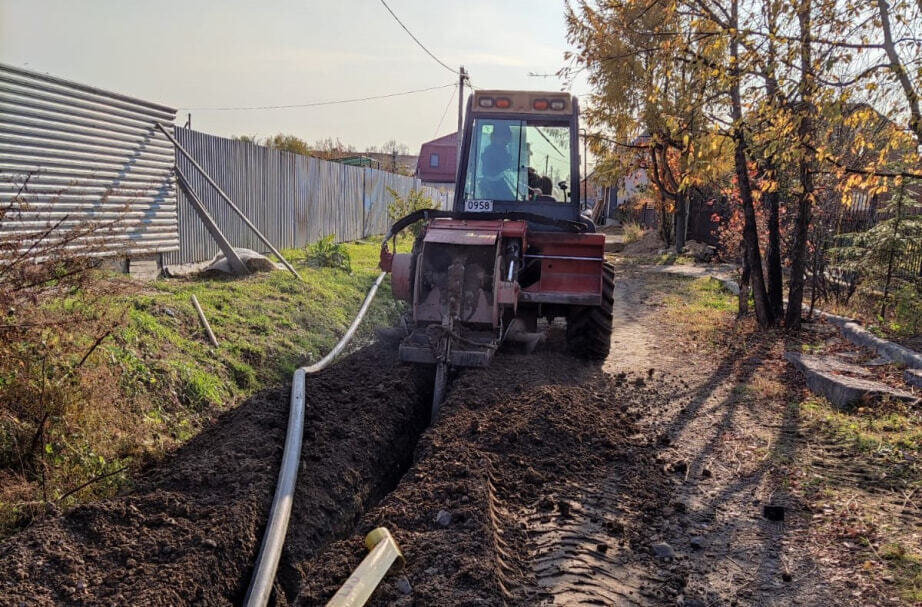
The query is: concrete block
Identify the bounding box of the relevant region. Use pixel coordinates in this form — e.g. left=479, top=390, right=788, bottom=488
left=905, top=368, right=922, bottom=389
left=785, top=352, right=919, bottom=409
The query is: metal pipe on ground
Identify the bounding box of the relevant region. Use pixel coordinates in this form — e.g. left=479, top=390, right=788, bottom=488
left=157, top=122, right=301, bottom=280
left=244, top=272, right=388, bottom=607
left=326, top=527, right=405, bottom=607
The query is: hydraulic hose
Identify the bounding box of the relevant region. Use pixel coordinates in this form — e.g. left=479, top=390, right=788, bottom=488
left=244, top=271, right=387, bottom=607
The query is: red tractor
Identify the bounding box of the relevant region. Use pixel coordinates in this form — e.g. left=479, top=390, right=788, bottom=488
left=380, top=90, right=614, bottom=416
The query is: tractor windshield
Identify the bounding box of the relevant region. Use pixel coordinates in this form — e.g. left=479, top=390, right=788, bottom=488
left=462, top=118, right=572, bottom=203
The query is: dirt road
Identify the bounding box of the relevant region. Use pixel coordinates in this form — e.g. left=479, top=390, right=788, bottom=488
left=2, top=264, right=916, bottom=606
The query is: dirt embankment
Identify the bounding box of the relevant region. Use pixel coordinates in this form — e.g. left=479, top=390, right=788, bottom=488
left=0, top=342, right=430, bottom=607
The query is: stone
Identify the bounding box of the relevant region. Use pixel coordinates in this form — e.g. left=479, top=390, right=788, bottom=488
left=652, top=542, right=676, bottom=559
left=763, top=504, right=785, bottom=521
left=557, top=500, right=572, bottom=517
left=690, top=536, right=705, bottom=550
left=204, top=248, right=280, bottom=276
left=395, top=576, right=412, bottom=595
left=202, top=538, right=218, bottom=549
left=683, top=240, right=716, bottom=262
left=435, top=510, right=452, bottom=527
left=785, top=352, right=920, bottom=409
left=839, top=321, right=922, bottom=369
left=905, top=368, right=922, bottom=389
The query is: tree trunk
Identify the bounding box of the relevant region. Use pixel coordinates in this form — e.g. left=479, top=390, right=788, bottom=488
left=728, top=0, right=774, bottom=328
left=784, top=0, right=816, bottom=330
left=674, top=192, right=687, bottom=253
left=738, top=242, right=751, bottom=316
left=764, top=188, right=784, bottom=318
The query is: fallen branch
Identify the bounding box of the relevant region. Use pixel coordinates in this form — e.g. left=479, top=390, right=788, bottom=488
left=55, top=465, right=128, bottom=504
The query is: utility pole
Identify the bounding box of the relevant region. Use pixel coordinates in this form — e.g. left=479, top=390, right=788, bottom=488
left=456, top=66, right=467, bottom=177
left=579, top=128, right=588, bottom=209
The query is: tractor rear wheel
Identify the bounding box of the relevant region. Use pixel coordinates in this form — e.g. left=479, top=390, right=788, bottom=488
left=565, top=261, right=614, bottom=360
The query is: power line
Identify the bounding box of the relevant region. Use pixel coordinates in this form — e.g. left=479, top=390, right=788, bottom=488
left=433, top=84, right=457, bottom=138
left=180, top=83, right=455, bottom=111
left=379, top=0, right=458, bottom=75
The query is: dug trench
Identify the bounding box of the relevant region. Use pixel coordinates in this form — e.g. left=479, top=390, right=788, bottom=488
left=293, top=325, right=682, bottom=606
left=0, top=342, right=434, bottom=606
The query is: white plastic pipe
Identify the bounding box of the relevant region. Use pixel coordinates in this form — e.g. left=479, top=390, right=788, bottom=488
left=244, top=272, right=387, bottom=607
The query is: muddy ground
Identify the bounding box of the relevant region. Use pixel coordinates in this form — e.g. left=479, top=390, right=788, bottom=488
left=2, top=264, right=919, bottom=606
left=0, top=344, right=430, bottom=606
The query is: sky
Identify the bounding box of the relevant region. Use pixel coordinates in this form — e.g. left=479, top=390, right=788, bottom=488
left=0, top=0, right=590, bottom=153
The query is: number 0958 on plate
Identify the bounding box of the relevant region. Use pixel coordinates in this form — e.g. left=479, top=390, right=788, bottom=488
left=464, top=199, right=493, bottom=212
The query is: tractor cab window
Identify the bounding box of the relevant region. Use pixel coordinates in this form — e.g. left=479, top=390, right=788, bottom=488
left=463, top=118, right=571, bottom=203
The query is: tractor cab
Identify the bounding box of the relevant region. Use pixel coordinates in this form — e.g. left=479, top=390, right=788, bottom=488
left=455, top=90, right=584, bottom=225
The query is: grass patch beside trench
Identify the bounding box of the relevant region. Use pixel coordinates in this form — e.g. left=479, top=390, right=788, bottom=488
left=0, top=239, right=401, bottom=537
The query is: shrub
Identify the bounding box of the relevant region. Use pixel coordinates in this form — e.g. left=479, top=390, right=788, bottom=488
left=306, top=235, right=351, bottom=272
left=387, top=187, right=436, bottom=237
left=622, top=221, right=645, bottom=244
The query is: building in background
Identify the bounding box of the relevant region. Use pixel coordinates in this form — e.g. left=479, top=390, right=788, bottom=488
left=331, top=152, right=418, bottom=175
left=416, top=132, right=458, bottom=192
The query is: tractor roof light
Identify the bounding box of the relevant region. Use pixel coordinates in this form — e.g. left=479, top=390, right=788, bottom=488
left=495, top=97, right=512, bottom=109
left=549, top=99, right=566, bottom=111
left=532, top=99, right=549, bottom=111
left=478, top=97, right=495, bottom=108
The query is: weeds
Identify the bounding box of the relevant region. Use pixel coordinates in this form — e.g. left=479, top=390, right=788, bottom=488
left=0, top=239, right=400, bottom=537
left=387, top=187, right=436, bottom=237
left=306, top=235, right=352, bottom=272
left=622, top=221, right=645, bottom=243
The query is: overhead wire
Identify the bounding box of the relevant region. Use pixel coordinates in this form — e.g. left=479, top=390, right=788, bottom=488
left=379, top=0, right=459, bottom=75
left=179, top=83, right=454, bottom=111
left=433, top=84, right=457, bottom=137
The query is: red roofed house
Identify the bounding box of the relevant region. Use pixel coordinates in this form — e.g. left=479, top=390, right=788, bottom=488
left=416, top=132, right=457, bottom=193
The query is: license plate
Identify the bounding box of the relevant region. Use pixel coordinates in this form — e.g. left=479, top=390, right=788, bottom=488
left=464, top=199, right=493, bottom=212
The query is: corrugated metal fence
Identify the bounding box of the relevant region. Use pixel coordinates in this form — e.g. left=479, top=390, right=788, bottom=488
left=165, top=127, right=450, bottom=266
left=0, top=63, right=451, bottom=268
left=0, top=62, right=178, bottom=258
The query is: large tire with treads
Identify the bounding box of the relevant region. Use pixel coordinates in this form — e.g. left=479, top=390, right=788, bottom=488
left=565, top=261, right=614, bottom=359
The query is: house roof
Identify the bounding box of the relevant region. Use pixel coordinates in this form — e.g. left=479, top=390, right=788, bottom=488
left=416, top=132, right=458, bottom=184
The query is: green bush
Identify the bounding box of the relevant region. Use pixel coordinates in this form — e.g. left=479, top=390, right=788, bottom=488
left=387, top=187, right=436, bottom=237
left=306, top=235, right=352, bottom=272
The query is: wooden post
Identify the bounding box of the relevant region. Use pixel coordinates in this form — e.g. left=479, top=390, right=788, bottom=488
left=191, top=295, right=219, bottom=347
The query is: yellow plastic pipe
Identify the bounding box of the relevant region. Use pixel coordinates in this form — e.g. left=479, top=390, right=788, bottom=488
left=326, top=527, right=406, bottom=607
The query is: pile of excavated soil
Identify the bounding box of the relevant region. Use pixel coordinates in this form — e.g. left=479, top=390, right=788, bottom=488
left=0, top=342, right=429, bottom=607
left=294, top=332, right=681, bottom=605
left=622, top=229, right=666, bottom=255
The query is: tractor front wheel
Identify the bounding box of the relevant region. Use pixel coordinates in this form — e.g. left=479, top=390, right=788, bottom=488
left=565, top=261, right=614, bottom=360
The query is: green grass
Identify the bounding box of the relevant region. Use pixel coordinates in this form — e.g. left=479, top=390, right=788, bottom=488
left=655, top=275, right=737, bottom=349
left=0, top=239, right=402, bottom=536
left=879, top=542, right=922, bottom=602
left=799, top=396, right=922, bottom=456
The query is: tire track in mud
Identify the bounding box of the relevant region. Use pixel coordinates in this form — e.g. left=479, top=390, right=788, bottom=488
left=525, top=475, right=664, bottom=606
left=522, top=273, right=685, bottom=606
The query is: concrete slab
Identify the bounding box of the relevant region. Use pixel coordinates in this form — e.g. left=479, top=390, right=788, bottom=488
left=128, top=256, right=161, bottom=280
left=905, top=368, right=922, bottom=389
left=785, top=352, right=919, bottom=409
